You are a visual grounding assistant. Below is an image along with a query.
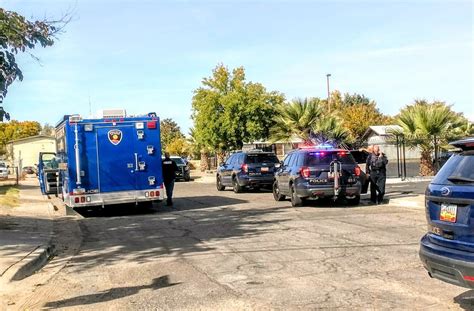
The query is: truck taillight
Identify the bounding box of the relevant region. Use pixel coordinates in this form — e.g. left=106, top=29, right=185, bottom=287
left=155, top=191, right=160, bottom=197
left=241, top=164, right=248, bottom=173
left=74, top=197, right=80, bottom=203
left=147, top=121, right=157, bottom=129
left=81, top=197, right=86, bottom=203
left=300, top=167, right=311, bottom=178
left=354, top=166, right=361, bottom=176
left=150, top=191, right=155, bottom=197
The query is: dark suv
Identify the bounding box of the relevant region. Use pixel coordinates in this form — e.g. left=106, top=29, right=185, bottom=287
left=273, top=147, right=363, bottom=207
left=216, top=151, right=280, bottom=193
left=419, top=137, right=474, bottom=289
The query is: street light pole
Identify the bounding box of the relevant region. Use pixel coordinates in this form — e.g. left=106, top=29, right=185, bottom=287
left=326, top=74, right=331, bottom=113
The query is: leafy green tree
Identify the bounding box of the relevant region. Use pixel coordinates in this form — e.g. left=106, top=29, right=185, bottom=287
left=339, top=102, right=392, bottom=146
left=160, top=118, right=184, bottom=152
left=0, top=8, right=64, bottom=104
left=165, top=137, right=190, bottom=157
left=394, top=100, right=464, bottom=176
left=192, top=64, right=284, bottom=159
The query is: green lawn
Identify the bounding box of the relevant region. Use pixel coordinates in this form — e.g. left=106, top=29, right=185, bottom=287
left=0, top=186, right=20, bottom=207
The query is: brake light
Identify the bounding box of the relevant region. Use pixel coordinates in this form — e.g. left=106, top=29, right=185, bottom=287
left=241, top=164, right=248, bottom=173
left=150, top=191, right=155, bottom=197
left=354, top=166, right=361, bottom=176
left=147, top=121, right=157, bottom=129
left=464, top=276, right=474, bottom=282
left=80, top=197, right=86, bottom=203
left=155, top=191, right=160, bottom=197
left=300, top=167, right=311, bottom=178
left=74, top=197, right=80, bottom=203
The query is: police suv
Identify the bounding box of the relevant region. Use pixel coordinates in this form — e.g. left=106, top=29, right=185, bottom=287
left=273, top=145, right=363, bottom=207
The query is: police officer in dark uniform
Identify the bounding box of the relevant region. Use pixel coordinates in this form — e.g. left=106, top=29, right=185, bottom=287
left=162, top=152, right=179, bottom=206
left=366, top=145, right=388, bottom=204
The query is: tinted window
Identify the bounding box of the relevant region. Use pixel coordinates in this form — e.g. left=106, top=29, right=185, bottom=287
left=304, top=151, right=356, bottom=166
left=283, top=154, right=293, bottom=166
left=245, top=154, right=279, bottom=164
left=225, top=155, right=233, bottom=165
left=432, top=152, right=474, bottom=185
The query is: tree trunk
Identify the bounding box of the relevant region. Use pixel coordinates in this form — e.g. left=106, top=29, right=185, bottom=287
left=216, top=151, right=226, bottom=165
left=200, top=151, right=209, bottom=172
left=420, top=149, right=435, bottom=176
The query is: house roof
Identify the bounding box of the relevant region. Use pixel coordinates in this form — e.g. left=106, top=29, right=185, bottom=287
left=361, top=125, right=403, bottom=141
left=8, top=135, right=55, bottom=144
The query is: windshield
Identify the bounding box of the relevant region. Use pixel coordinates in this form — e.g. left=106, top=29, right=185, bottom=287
left=432, top=152, right=474, bottom=185
left=245, top=154, right=279, bottom=164
left=304, top=151, right=356, bottom=166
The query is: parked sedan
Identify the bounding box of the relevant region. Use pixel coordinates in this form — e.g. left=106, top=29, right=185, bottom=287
left=22, top=166, right=37, bottom=175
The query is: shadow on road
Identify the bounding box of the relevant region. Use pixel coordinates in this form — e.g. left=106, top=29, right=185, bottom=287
left=454, top=290, right=474, bottom=310
left=42, top=275, right=179, bottom=309
left=65, top=193, right=290, bottom=273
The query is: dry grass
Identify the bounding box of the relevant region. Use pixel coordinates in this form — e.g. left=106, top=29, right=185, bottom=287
left=0, top=186, right=20, bottom=207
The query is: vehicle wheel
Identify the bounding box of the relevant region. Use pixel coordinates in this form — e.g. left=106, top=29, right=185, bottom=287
left=216, top=175, right=225, bottom=191
left=290, top=184, right=303, bottom=207
left=347, top=195, right=360, bottom=206
left=232, top=176, right=243, bottom=193
left=184, top=175, right=191, bottom=182
left=273, top=181, right=285, bottom=201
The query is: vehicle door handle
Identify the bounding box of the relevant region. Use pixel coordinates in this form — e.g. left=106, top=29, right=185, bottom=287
left=134, top=153, right=138, bottom=171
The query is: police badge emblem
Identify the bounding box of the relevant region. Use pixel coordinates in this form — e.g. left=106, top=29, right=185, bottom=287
left=108, top=129, right=122, bottom=145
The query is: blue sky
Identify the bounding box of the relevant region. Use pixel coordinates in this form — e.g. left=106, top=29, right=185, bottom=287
left=2, top=0, right=473, bottom=133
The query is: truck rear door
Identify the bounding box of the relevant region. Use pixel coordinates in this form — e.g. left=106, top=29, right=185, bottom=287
left=97, top=126, right=137, bottom=192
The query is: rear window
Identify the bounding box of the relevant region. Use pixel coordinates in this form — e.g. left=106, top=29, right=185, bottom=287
left=245, top=154, right=279, bottom=164
left=304, top=151, right=356, bottom=166
left=432, top=152, right=474, bottom=185
left=0, top=163, right=5, bottom=168
left=171, top=158, right=185, bottom=165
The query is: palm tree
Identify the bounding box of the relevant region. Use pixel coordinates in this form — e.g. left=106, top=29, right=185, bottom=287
left=270, top=98, right=322, bottom=143
left=395, top=100, right=461, bottom=176
left=311, top=115, right=349, bottom=147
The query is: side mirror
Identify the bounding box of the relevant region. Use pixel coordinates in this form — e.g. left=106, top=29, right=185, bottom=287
left=219, top=162, right=225, bottom=167
left=274, top=162, right=281, bottom=168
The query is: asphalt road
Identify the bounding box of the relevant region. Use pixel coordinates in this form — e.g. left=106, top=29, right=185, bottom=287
left=11, top=180, right=474, bottom=310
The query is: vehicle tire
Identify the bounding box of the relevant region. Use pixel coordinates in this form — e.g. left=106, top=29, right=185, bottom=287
left=216, top=175, right=225, bottom=191
left=184, top=175, right=191, bottom=182
left=290, top=184, right=303, bottom=207
left=273, top=181, right=285, bottom=201
left=347, top=195, right=360, bottom=206
left=232, top=176, right=243, bottom=193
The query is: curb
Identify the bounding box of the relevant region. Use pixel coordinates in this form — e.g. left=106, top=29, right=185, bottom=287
left=8, top=243, right=55, bottom=281
left=389, top=198, right=425, bottom=209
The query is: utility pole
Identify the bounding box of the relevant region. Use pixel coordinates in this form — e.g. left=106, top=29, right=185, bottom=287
left=326, top=74, right=331, bottom=113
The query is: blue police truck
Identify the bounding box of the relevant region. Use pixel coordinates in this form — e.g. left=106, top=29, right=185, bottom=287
left=38, top=110, right=164, bottom=208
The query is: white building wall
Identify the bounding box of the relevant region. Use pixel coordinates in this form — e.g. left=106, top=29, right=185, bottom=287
left=11, top=138, right=56, bottom=169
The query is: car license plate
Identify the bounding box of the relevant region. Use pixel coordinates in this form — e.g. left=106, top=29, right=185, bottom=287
left=261, top=167, right=269, bottom=173
left=440, top=203, right=457, bottom=223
